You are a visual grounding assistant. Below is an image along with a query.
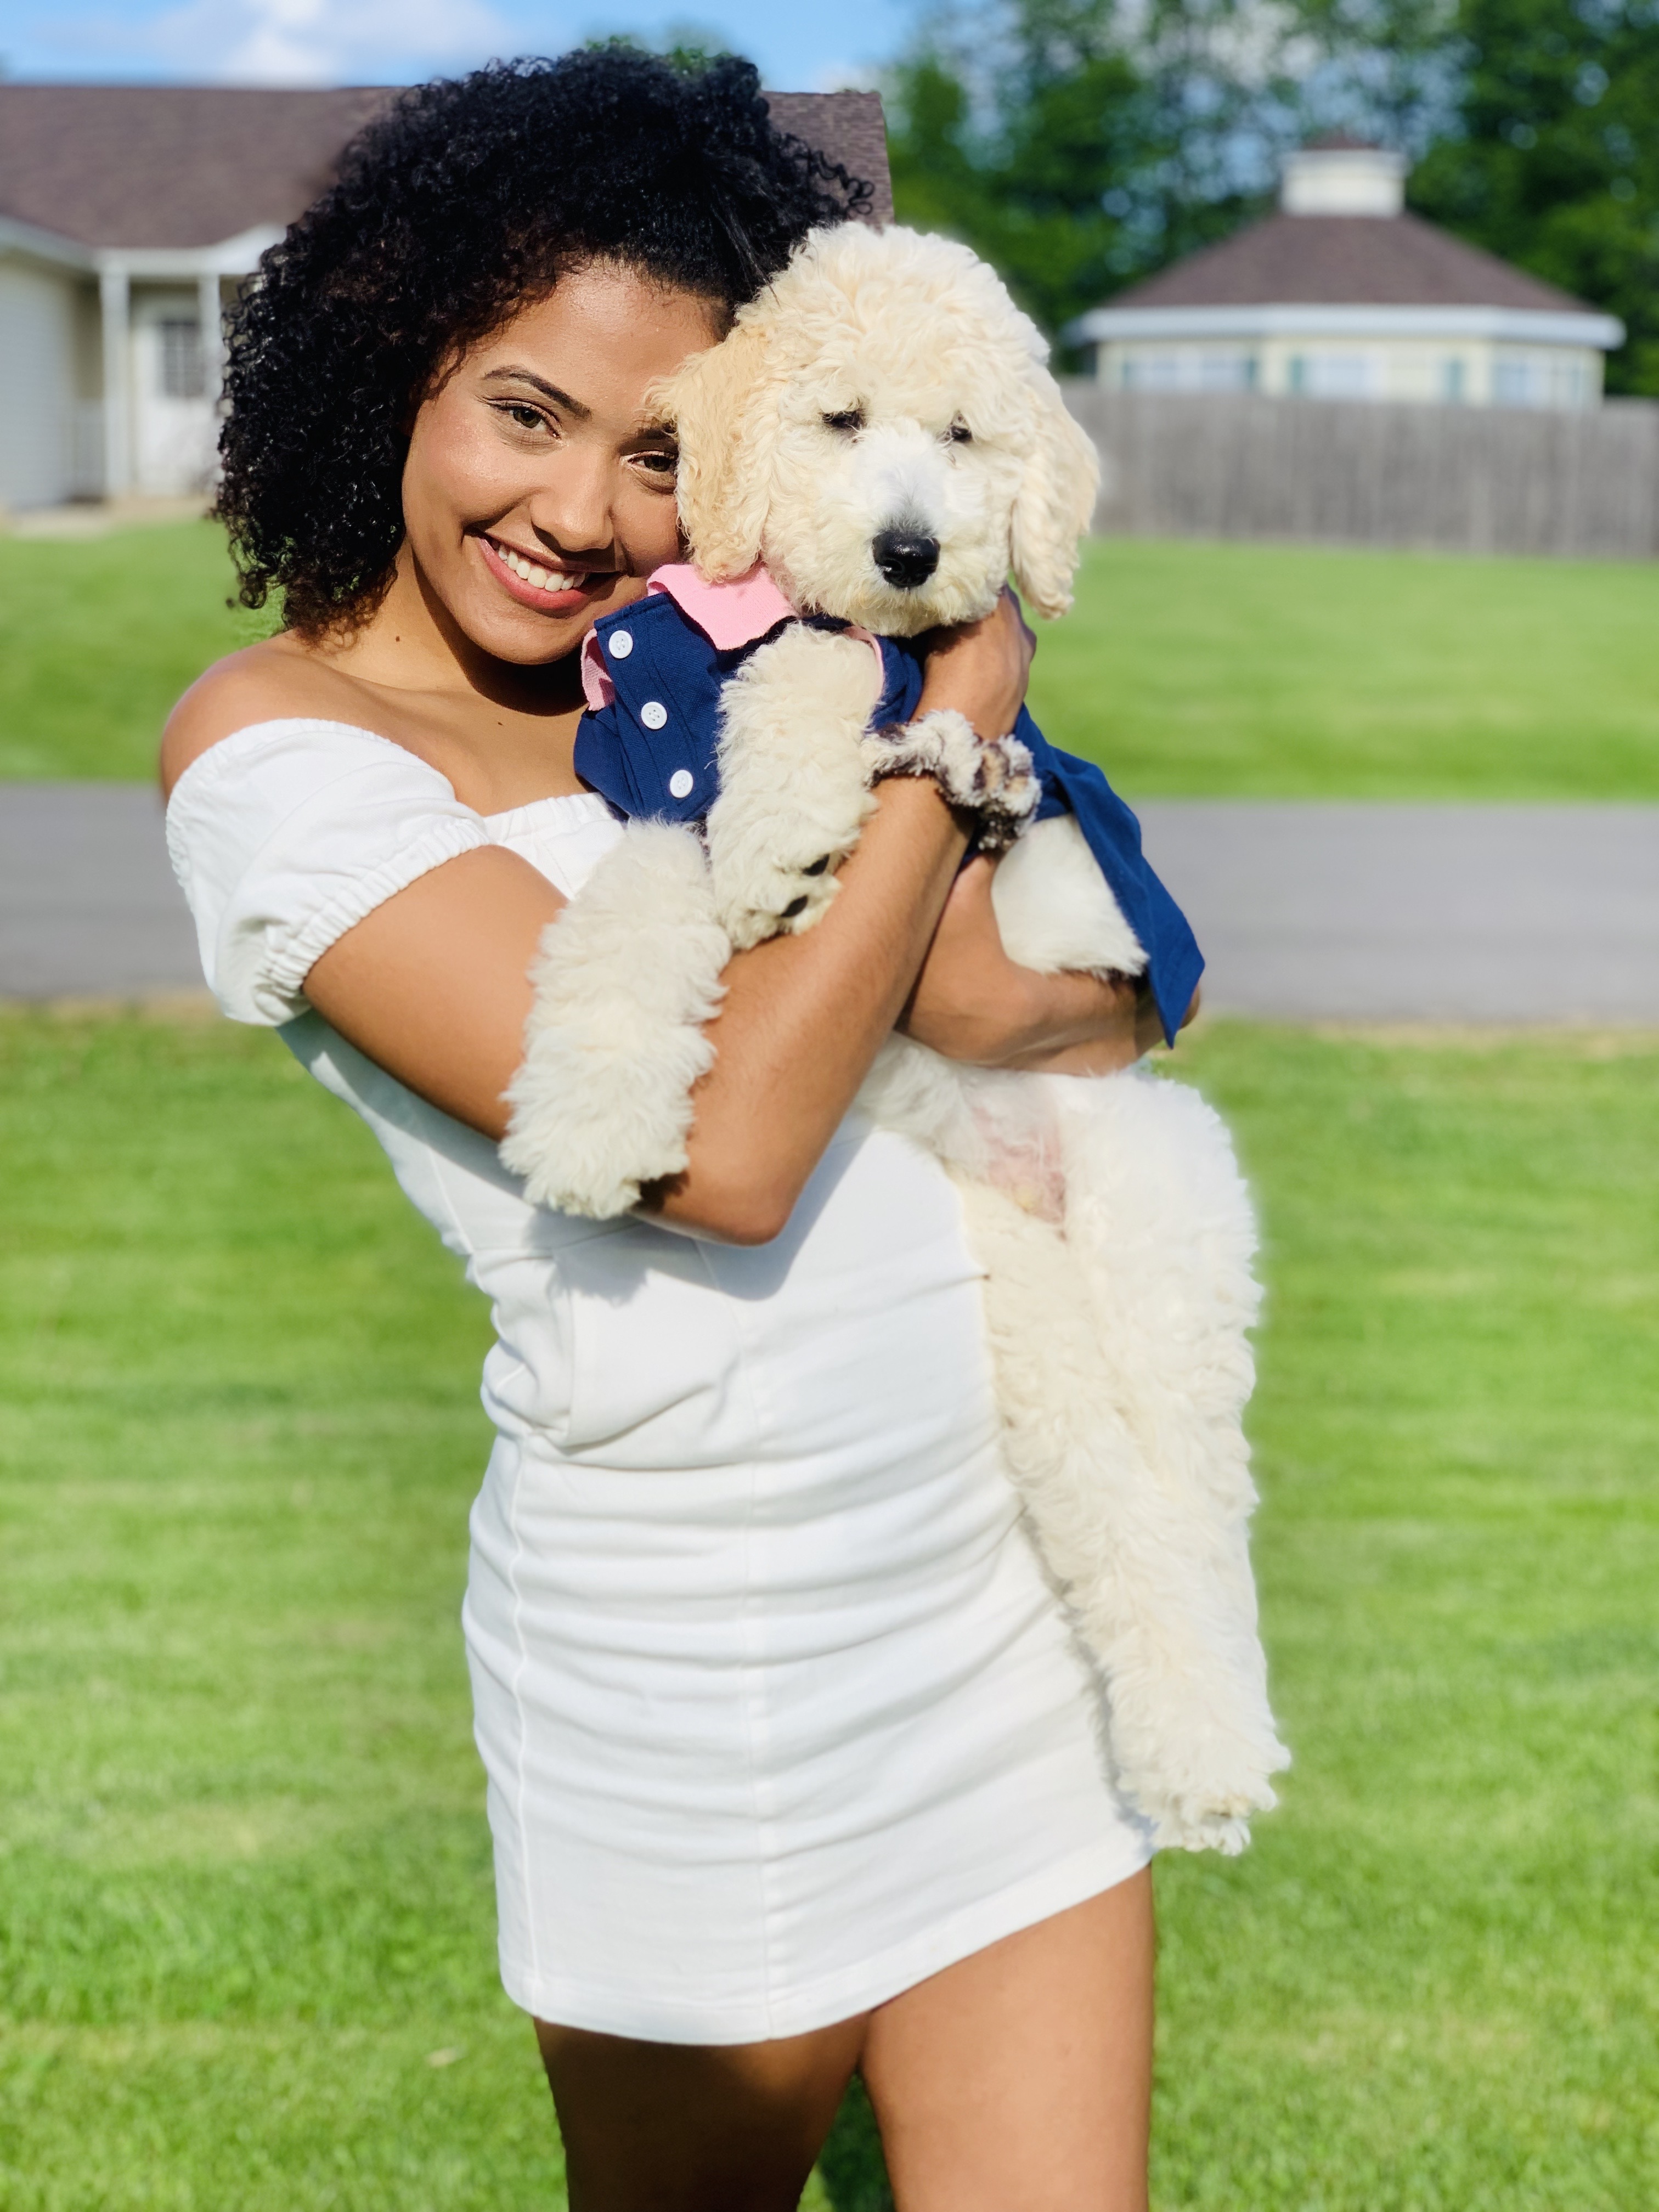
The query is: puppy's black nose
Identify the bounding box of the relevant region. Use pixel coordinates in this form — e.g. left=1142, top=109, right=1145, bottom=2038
left=872, top=529, right=940, bottom=590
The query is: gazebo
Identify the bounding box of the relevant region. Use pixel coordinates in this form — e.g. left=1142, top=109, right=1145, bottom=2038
left=1070, top=140, right=1622, bottom=411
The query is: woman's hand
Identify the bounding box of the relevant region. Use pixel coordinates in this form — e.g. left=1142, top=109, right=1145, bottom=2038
left=902, top=855, right=1165, bottom=1074
left=915, top=588, right=1036, bottom=742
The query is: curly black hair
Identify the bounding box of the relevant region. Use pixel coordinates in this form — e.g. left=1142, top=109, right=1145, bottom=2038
left=216, top=48, right=870, bottom=635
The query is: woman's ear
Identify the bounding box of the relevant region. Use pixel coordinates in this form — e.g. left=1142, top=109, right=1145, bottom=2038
left=1009, top=377, right=1099, bottom=619
left=656, top=317, right=780, bottom=582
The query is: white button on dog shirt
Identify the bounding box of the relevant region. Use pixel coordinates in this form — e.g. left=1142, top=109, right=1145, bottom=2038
left=608, top=631, right=634, bottom=658
left=641, top=701, right=669, bottom=730
left=668, top=769, right=695, bottom=799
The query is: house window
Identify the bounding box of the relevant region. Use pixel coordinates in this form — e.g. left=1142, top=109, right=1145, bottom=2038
left=1122, top=351, right=1256, bottom=392
left=1288, top=352, right=1379, bottom=400
left=1492, top=354, right=1586, bottom=408
left=1198, top=353, right=1256, bottom=392
left=1123, top=353, right=1184, bottom=391
left=159, top=319, right=205, bottom=401
left=1442, top=357, right=1466, bottom=402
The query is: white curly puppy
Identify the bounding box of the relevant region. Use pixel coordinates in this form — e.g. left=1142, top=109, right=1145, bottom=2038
left=503, top=224, right=1289, bottom=1852
left=675, top=218, right=1098, bottom=951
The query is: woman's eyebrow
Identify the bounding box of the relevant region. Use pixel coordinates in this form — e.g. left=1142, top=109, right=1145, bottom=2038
left=483, top=366, right=591, bottom=419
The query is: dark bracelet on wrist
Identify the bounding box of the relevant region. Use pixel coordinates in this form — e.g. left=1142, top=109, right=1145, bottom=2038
left=865, top=710, right=1040, bottom=851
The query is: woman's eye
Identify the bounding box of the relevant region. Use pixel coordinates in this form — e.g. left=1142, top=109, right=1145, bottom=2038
left=947, top=420, right=973, bottom=445
left=822, top=407, right=865, bottom=434
left=636, top=450, right=678, bottom=476
left=504, top=404, right=545, bottom=431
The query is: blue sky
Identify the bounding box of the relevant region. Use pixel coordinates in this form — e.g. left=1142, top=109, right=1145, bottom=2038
left=0, top=0, right=916, bottom=95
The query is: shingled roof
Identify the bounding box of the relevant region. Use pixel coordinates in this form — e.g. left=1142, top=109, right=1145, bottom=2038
left=1108, top=207, right=1590, bottom=316
left=0, top=82, right=891, bottom=253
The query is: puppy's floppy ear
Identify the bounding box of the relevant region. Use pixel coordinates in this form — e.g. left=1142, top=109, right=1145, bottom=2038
left=1009, top=375, right=1099, bottom=619
left=656, top=317, right=780, bottom=582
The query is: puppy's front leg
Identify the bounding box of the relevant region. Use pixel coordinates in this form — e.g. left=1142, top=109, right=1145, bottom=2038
left=501, top=823, right=730, bottom=1218
left=707, top=625, right=882, bottom=950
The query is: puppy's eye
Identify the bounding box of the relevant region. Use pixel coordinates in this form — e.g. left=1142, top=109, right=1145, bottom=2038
left=823, top=407, right=865, bottom=434
left=947, top=420, right=973, bottom=445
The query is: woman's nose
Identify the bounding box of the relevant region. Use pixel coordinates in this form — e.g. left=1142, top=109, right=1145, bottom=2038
left=527, top=454, right=614, bottom=558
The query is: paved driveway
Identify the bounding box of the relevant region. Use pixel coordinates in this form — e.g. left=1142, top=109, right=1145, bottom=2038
left=0, top=785, right=199, bottom=1000
left=3, top=785, right=1657, bottom=1022
left=1139, top=802, right=1659, bottom=1024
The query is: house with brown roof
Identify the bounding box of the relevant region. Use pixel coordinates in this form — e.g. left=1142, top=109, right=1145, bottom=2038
left=0, top=83, right=891, bottom=513
left=1070, top=141, right=1623, bottom=410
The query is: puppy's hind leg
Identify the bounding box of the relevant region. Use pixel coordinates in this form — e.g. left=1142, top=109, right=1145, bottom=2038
left=706, top=624, right=882, bottom=949
left=1053, top=1070, right=1289, bottom=1842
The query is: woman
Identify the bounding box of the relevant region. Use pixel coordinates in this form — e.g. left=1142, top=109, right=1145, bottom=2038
left=163, top=50, right=1166, bottom=2212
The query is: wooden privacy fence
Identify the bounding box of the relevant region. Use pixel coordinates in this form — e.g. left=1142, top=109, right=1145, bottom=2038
left=1060, top=384, right=1659, bottom=560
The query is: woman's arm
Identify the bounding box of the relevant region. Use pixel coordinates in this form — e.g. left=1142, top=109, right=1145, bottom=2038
left=301, top=782, right=968, bottom=1244
left=902, top=858, right=1180, bottom=1074
left=302, top=598, right=1037, bottom=1244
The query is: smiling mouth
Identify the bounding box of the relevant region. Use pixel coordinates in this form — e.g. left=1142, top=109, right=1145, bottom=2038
left=482, top=533, right=591, bottom=595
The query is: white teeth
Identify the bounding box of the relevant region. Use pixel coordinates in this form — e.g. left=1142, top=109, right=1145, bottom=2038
left=493, top=539, right=580, bottom=592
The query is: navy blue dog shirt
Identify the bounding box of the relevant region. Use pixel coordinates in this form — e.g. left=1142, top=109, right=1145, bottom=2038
left=574, top=569, right=1203, bottom=1046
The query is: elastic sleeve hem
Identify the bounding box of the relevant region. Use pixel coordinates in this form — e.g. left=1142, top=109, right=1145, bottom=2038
left=258, top=814, right=493, bottom=1018
left=163, top=721, right=496, bottom=1028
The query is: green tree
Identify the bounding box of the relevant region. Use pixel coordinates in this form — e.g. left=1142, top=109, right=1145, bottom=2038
left=889, top=7, right=1149, bottom=340
left=888, top=0, right=1283, bottom=343
left=1406, top=0, right=1659, bottom=392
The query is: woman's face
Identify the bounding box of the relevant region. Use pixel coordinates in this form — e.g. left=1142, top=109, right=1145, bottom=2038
left=400, top=263, right=724, bottom=665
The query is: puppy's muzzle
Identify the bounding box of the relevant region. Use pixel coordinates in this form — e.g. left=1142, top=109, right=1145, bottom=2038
left=872, top=528, right=940, bottom=591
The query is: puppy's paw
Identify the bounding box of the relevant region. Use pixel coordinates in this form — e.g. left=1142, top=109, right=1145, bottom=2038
left=865, top=712, right=1041, bottom=851
left=707, top=833, right=844, bottom=949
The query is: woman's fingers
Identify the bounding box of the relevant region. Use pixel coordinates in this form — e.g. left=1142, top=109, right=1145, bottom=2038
left=916, top=590, right=1035, bottom=741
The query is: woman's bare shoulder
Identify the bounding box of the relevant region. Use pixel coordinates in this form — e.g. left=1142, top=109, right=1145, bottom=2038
left=159, top=637, right=383, bottom=800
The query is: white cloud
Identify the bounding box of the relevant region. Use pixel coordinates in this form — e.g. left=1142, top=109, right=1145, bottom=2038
left=32, top=0, right=523, bottom=86
left=809, top=58, right=883, bottom=92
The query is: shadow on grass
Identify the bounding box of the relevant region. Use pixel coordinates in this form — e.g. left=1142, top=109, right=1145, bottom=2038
left=819, top=2076, right=894, bottom=2211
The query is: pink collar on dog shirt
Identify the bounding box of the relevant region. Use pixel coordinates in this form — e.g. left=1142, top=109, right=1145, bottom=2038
left=579, top=564, right=794, bottom=711
left=649, top=561, right=796, bottom=646
left=578, top=563, right=882, bottom=714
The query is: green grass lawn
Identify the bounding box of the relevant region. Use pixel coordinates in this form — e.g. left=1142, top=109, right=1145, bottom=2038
left=2, top=1011, right=1652, bottom=2208
left=0, top=524, right=264, bottom=782
left=4, top=522, right=1658, bottom=797
left=1029, top=537, right=1659, bottom=799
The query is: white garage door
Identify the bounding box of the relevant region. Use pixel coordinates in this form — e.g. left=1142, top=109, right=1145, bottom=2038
left=0, top=259, right=76, bottom=509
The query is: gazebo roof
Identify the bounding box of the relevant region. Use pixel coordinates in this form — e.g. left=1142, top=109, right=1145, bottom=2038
left=1105, top=207, right=1589, bottom=317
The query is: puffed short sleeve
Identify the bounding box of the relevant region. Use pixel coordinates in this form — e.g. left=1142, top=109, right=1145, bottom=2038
left=165, top=719, right=493, bottom=1026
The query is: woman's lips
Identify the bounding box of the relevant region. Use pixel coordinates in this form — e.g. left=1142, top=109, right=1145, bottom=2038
left=477, top=532, right=602, bottom=614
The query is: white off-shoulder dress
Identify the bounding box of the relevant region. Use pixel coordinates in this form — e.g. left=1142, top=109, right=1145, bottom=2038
left=167, top=718, right=1152, bottom=2044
